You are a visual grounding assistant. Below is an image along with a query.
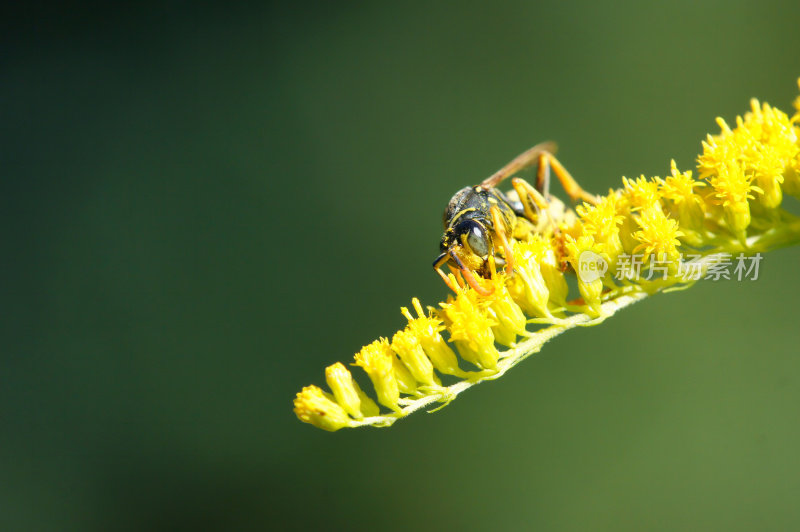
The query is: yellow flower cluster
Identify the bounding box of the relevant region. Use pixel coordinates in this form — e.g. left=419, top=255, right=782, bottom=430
left=294, top=79, right=800, bottom=431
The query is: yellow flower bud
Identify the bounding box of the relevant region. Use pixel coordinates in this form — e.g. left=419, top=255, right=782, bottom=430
left=784, top=161, right=800, bottom=198
left=325, top=362, right=363, bottom=419
left=658, top=161, right=706, bottom=246
left=293, top=385, right=352, bottom=432
left=510, top=237, right=567, bottom=316
left=540, top=259, right=568, bottom=309
left=482, top=275, right=527, bottom=347
left=353, top=339, right=401, bottom=412
left=391, top=354, right=418, bottom=395
left=755, top=166, right=783, bottom=209
left=439, top=291, right=499, bottom=370
left=576, top=190, right=625, bottom=269
left=355, top=388, right=380, bottom=418
left=725, top=198, right=751, bottom=235
left=507, top=260, right=549, bottom=318
left=578, top=277, right=604, bottom=316
left=618, top=210, right=641, bottom=255
left=392, top=329, right=439, bottom=386
left=324, top=362, right=379, bottom=419
left=401, top=299, right=465, bottom=377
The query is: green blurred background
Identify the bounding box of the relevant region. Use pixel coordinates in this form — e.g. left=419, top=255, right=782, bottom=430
left=3, top=2, right=800, bottom=530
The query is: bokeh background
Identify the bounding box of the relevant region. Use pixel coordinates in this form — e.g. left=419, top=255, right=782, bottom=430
left=3, top=2, right=800, bottom=530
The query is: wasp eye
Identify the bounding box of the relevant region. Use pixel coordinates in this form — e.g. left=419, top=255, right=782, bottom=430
left=459, top=220, right=489, bottom=257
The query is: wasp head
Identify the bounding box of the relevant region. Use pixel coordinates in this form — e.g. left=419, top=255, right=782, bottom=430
left=433, top=219, right=499, bottom=295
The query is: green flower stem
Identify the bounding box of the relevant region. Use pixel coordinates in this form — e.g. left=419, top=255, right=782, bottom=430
left=346, top=291, right=647, bottom=428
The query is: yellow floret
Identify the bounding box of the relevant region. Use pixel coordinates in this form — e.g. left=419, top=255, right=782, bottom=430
left=293, top=385, right=353, bottom=432
left=439, top=290, right=499, bottom=370
left=353, top=339, right=401, bottom=411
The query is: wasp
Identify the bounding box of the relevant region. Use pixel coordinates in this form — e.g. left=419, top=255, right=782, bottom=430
left=433, top=142, right=598, bottom=296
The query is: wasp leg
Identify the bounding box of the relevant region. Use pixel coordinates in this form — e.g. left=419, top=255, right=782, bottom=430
left=451, top=251, right=493, bottom=296
left=540, top=151, right=598, bottom=205
left=511, top=177, right=549, bottom=223
left=480, top=143, right=598, bottom=205
left=537, top=152, right=551, bottom=199
left=478, top=141, right=558, bottom=191
left=490, top=205, right=515, bottom=276
left=434, top=250, right=493, bottom=296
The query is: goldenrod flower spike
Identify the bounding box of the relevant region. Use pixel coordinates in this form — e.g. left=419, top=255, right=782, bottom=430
left=294, top=79, right=800, bottom=431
